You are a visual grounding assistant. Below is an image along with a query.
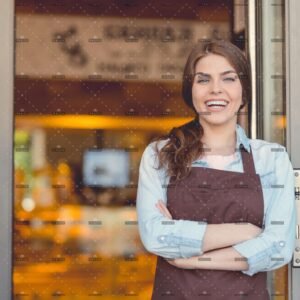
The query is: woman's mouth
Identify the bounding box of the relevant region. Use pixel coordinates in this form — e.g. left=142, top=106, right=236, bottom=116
left=205, top=99, right=229, bottom=112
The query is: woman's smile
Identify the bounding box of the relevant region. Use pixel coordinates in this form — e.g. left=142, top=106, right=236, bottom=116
left=205, top=99, right=229, bottom=112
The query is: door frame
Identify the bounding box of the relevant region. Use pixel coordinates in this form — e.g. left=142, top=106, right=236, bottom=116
left=0, top=0, right=14, bottom=299
left=285, top=0, right=300, bottom=299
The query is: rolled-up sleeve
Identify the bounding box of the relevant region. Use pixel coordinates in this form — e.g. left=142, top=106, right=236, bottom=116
left=232, top=145, right=297, bottom=276
left=136, top=142, right=208, bottom=259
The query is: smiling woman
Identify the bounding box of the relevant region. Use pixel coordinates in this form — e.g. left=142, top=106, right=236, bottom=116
left=136, top=39, right=296, bottom=300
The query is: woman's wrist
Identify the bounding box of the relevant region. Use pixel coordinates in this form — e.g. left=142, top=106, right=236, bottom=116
left=165, top=247, right=249, bottom=272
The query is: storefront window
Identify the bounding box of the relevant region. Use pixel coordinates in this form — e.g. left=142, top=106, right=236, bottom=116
left=12, top=0, right=288, bottom=299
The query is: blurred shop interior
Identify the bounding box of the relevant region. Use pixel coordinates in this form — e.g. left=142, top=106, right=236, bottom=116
left=13, top=0, right=287, bottom=299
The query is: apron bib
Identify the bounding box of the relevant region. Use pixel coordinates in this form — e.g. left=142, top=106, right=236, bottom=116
left=151, top=144, right=269, bottom=300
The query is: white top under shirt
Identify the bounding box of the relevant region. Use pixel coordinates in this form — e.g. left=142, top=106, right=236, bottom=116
left=203, top=153, right=236, bottom=170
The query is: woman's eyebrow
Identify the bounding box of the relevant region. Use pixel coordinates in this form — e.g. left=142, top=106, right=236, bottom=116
left=195, top=70, right=237, bottom=77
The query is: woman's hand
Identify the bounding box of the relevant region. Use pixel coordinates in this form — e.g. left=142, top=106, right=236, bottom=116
left=155, top=199, right=173, bottom=219
left=164, top=257, right=197, bottom=269
left=244, top=223, right=263, bottom=239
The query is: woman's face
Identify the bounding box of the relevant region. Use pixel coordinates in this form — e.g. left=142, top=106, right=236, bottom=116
left=192, top=53, right=243, bottom=126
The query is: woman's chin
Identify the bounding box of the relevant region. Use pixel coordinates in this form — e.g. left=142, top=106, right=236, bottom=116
left=200, top=115, right=236, bottom=126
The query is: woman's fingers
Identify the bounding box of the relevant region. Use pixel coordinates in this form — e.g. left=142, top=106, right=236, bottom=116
left=159, top=200, right=172, bottom=219
left=165, top=258, right=177, bottom=266
left=165, top=257, right=196, bottom=269
left=155, top=202, right=167, bottom=216
left=156, top=201, right=167, bottom=216
left=156, top=200, right=173, bottom=219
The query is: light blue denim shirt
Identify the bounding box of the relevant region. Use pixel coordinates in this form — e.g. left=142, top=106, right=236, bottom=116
left=136, top=123, right=297, bottom=276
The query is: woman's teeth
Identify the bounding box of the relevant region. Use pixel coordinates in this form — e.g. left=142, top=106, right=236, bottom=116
left=206, top=100, right=228, bottom=107
left=205, top=100, right=228, bottom=112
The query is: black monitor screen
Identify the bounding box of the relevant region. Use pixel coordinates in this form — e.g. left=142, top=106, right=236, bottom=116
left=83, top=149, right=130, bottom=188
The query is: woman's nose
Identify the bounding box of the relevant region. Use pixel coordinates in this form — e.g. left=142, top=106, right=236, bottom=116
left=211, top=81, right=222, bottom=94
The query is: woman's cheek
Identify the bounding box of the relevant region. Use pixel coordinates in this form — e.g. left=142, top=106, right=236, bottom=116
left=192, top=90, right=205, bottom=104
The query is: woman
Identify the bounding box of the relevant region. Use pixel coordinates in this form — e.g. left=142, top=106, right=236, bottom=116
left=136, top=39, right=296, bottom=300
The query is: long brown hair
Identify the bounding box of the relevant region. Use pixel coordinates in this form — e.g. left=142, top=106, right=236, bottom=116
left=151, top=39, right=252, bottom=183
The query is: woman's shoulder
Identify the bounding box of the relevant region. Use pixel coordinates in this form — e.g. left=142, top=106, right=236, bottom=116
left=248, top=138, right=287, bottom=174
left=249, top=138, right=285, bottom=153
left=141, top=138, right=170, bottom=166
left=141, top=139, right=170, bottom=178
left=145, top=138, right=170, bottom=154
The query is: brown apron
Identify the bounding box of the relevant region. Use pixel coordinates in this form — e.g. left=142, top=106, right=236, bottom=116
left=151, top=144, right=270, bottom=300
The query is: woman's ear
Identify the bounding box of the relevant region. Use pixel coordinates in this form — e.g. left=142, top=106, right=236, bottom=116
left=238, top=100, right=246, bottom=111
left=238, top=94, right=247, bottom=111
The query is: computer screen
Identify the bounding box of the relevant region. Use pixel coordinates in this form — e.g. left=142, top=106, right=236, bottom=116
left=83, top=149, right=130, bottom=188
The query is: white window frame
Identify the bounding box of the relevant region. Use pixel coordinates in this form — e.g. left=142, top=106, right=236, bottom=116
left=0, top=0, right=14, bottom=299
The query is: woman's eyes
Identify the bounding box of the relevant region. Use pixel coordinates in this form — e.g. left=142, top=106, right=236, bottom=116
left=224, top=77, right=236, bottom=82
left=197, top=77, right=236, bottom=83
left=197, top=79, right=209, bottom=83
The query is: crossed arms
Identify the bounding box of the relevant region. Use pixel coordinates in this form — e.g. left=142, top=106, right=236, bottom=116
left=155, top=200, right=262, bottom=271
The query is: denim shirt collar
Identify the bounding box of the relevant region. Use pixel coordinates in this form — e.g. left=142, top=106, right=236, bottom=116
left=236, top=124, right=251, bottom=153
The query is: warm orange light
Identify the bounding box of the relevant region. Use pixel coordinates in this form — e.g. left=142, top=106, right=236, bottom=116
left=15, top=115, right=193, bottom=131
left=276, top=115, right=286, bottom=129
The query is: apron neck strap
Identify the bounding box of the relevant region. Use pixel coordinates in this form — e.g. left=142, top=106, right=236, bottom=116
left=239, top=144, right=256, bottom=174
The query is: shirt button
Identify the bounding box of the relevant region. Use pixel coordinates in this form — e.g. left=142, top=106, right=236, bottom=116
left=159, top=235, right=165, bottom=241
left=279, top=241, right=285, bottom=247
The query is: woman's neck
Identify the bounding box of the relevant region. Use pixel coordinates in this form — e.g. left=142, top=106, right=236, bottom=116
left=201, top=122, right=237, bottom=156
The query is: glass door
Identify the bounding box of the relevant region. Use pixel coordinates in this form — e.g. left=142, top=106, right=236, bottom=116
left=11, top=1, right=238, bottom=299
left=1, top=0, right=299, bottom=299
left=249, top=0, right=300, bottom=299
